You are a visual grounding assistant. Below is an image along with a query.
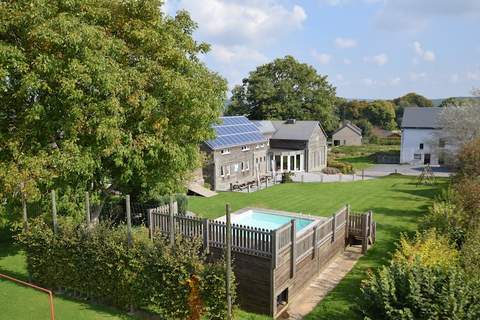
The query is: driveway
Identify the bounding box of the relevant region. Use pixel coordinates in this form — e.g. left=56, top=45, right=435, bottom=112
left=362, top=164, right=453, bottom=178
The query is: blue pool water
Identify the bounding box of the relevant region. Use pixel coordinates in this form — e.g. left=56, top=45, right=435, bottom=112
left=232, top=211, right=313, bottom=232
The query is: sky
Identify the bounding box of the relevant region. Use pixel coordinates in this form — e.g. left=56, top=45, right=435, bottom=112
left=164, top=0, right=480, bottom=100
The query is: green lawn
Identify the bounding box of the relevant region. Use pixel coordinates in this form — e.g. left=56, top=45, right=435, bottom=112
left=330, top=144, right=400, bottom=170
left=189, top=175, right=446, bottom=319
left=0, top=176, right=445, bottom=320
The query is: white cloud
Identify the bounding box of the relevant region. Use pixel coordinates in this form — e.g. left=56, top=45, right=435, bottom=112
left=312, top=51, right=332, bottom=65
left=362, top=78, right=375, bottom=86
left=413, top=41, right=436, bottom=62
left=450, top=74, right=460, bottom=83
left=375, top=0, right=480, bottom=32
left=343, top=58, right=352, bottom=65
left=390, top=77, right=401, bottom=86
left=409, top=72, right=427, bottom=81
left=364, top=53, right=388, bottom=66
left=335, top=37, right=358, bottom=49
left=210, top=45, right=268, bottom=64
left=168, top=1, right=307, bottom=46
left=467, top=71, right=480, bottom=81
left=319, top=0, right=382, bottom=6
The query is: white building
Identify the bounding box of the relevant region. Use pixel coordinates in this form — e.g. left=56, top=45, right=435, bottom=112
left=400, top=107, right=447, bottom=165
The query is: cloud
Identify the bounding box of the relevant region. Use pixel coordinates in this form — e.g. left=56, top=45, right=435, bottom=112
left=167, top=0, right=307, bottom=46
left=467, top=71, right=480, bottom=81
left=409, top=72, right=427, bottom=81
left=362, top=78, right=375, bottom=86
left=450, top=74, right=460, bottom=83
left=312, top=51, right=332, bottom=65
left=390, top=77, right=401, bottom=86
left=210, top=45, right=268, bottom=64
left=364, top=53, right=388, bottom=66
left=375, top=0, right=480, bottom=32
left=335, top=37, right=358, bottom=49
left=343, top=58, right=352, bottom=65
left=319, top=0, right=382, bottom=6
left=413, top=41, right=436, bottom=62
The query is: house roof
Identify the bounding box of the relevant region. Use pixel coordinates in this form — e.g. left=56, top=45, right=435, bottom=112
left=252, top=120, right=276, bottom=134
left=270, top=120, right=321, bottom=141
left=205, top=116, right=267, bottom=150
left=332, top=121, right=362, bottom=136
left=401, top=107, right=443, bottom=129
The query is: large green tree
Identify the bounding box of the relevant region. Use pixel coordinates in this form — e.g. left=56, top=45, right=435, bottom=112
left=392, top=92, right=432, bottom=126
left=0, top=0, right=226, bottom=207
left=227, top=56, right=339, bottom=132
left=364, top=100, right=397, bottom=130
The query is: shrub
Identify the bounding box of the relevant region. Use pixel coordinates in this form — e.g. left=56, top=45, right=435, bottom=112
left=18, top=217, right=232, bottom=319
left=360, top=231, right=480, bottom=320
left=326, top=159, right=354, bottom=174
left=281, top=171, right=294, bottom=183
left=150, top=193, right=189, bottom=215
left=461, top=226, right=480, bottom=280
left=322, top=167, right=340, bottom=175
left=454, top=138, right=480, bottom=181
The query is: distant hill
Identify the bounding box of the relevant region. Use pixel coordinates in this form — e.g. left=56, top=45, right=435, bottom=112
left=431, top=97, right=480, bottom=107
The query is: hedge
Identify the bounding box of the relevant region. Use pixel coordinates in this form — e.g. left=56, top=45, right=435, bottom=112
left=19, top=217, right=234, bottom=319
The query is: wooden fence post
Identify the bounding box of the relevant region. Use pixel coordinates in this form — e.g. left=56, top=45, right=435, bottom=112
left=339, top=173, right=342, bottom=182
left=301, top=174, right=304, bottom=184
left=361, top=213, right=368, bottom=253
left=290, top=219, right=296, bottom=278
left=51, top=190, right=58, bottom=235
left=169, top=196, right=175, bottom=246
left=321, top=174, right=324, bottom=183
left=148, top=209, right=154, bottom=241
left=225, top=204, right=232, bottom=320
left=21, top=190, right=28, bottom=232
left=332, top=213, right=336, bottom=242
left=312, top=224, right=317, bottom=258
left=247, top=184, right=251, bottom=193
left=271, top=229, right=277, bottom=269
left=345, top=205, right=350, bottom=242
left=85, top=191, right=91, bottom=226
left=203, top=219, right=210, bottom=254
left=362, top=169, right=365, bottom=180
left=265, top=177, right=268, bottom=189
left=126, top=195, right=132, bottom=246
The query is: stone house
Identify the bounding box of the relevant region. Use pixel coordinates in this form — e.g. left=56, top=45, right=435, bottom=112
left=331, top=121, right=362, bottom=146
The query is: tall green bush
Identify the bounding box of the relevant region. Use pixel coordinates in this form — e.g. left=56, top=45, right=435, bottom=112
left=19, top=217, right=232, bottom=319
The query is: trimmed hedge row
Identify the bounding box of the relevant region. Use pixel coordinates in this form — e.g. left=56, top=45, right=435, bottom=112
left=326, top=159, right=354, bottom=174
left=19, top=218, right=234, bottom=319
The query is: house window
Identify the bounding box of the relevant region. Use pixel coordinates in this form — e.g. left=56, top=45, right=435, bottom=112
left=241, top=162, right=244, bottom=171
left=245, top=161, right=250, bottom=171
left=241, top=146, right=250, bottom=151
left=220, top=166, right=224, bottom=177
left=419, top=143, right=424, bottom=150
left=256, top=158, right=259, bottom=164
left=296, top=154, right=301, bottom=171
left=233, top=163, right=239, bottom=172
left=226, top=165, right=231, bottom=176
left=255, top=145, right=260, bottom=149
left=414, top=154, right=422, bottom=160
left=221, top=149, right=230, bottom=155
left=439, top=139, right=446, bottom=148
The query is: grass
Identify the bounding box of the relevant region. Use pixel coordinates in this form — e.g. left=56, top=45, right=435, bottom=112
left=189, top=175, right=446, bottom=319
left=330, top=144, right=400, bottom=170
left=0, top=175, right=445, bottom=320
left=0, top=244, right=138, bottom=320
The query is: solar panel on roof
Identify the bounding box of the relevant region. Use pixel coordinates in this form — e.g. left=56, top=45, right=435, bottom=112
left=205, top=116, right=267, bottom=150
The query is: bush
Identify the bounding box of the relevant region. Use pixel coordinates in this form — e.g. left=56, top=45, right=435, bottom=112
left=322, top=167, right=340, bottom=175
left=461, top=226, right=480, bottom=280
left=18, top=217, right=232, bottom=319
left=360, top=231, right=480, bottom=320
left=150, top=193, right=189, bottom=215
left=326, top=159, right=354, bottom=174
left=281, top=171, right=294, bottom=183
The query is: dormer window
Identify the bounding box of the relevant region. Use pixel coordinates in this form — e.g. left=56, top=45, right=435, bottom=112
left=241, top=146, right=250, bottom=151
left=221, top=149, right=230, bottom=155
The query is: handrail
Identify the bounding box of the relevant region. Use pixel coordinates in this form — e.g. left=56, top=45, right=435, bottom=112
left=0, top=273, right=55, bottom=320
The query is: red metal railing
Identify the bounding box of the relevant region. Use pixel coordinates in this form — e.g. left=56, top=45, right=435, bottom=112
left=0, top=273, right=55, bottom=320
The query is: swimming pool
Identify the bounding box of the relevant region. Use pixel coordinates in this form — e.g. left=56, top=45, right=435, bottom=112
left=220, top=209, right=316, bottom=232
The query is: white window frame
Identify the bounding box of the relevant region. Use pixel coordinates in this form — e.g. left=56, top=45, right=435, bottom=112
left=241, top=146, right=250, bottom=152
left=414, top=153, right=422, bottom=160
left=226, top=165, right=231, bottom=176
left=221, top=149, right=230, bottom=155
left=245, top=160, right=250, bottom=171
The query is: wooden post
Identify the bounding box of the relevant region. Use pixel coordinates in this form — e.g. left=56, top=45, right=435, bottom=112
left=345, top=205, right=350, bottom=242
left=126, top=195, right=132, bottom=246
left=265, top=177, right=268, bottom=189
left=339, top=173, right=342, bottom=182
left=321, top=174, right=324, bottom=183
left=21, top=191, right=28, bottom=232
left=352, top=173, right=355, bottom=181
left=247, top=184, right=251, bottom=193
left=51, top=190, right=58, bottom=235
left=169, top=196, right=175, bottom=246
left=301, top=174, right=304, bottom=183
left=361, top=213, right=368, bottom=253
left=271, top=229, right=277, bottom=269
left=332, top=213, right=336, bottom=242
left=225, top=204, right=232, bottom=320
left=148, top=209, right=154, bottom=241
left=85, top=191, right=91, bottom=226
left=312, top=225, right=317, bottom=258
left=203, top=219, right=210, bottom=254
left=290, top=219, right=296, bottom=278
left=362, top=169, right=365, bottom=180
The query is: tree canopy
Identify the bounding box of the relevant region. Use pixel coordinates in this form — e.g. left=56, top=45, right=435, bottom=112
left=226, top=56, right=339, bottom=132
left=336, top=99, right=397, bottom=132
left=0, top=0, right=226, bottom=205
left=393, top=92, right=433, bottom=108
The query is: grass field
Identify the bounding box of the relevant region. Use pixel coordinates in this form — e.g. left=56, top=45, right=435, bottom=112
left=189, top=175, right=446, bottom=319
left=330, top=144, right=400, bottom=170
left=0, top=175, right=445, bottom=319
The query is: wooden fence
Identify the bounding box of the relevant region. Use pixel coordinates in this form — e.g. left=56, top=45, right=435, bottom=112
left=148, top=205, right=374, bottom=259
